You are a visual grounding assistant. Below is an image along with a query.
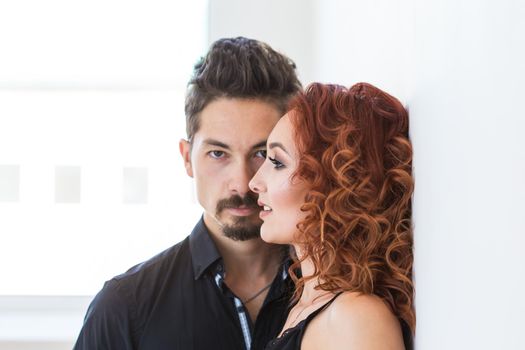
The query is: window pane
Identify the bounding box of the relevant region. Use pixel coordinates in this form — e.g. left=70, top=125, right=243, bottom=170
left=0, top=90, right=202, bottom=296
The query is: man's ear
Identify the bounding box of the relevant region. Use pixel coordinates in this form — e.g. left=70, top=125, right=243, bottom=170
left=179, top=139, right=193, bottom=178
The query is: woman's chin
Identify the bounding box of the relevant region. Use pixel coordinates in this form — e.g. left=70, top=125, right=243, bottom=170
left=260, top=227, right=280, bottom=244
left=260, top=230, right=275, bottom=244
left=261, top=227, right=292, bottom=245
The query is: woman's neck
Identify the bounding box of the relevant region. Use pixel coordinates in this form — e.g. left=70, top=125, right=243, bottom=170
left=294, top=245, right=332, bottom=303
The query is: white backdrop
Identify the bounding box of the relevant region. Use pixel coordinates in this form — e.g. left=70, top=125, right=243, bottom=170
left=410, top=0, right=525, bottom=348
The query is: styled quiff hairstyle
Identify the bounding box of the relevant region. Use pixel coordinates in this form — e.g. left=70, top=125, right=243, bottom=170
left=184, top=37, right=302, bottom=141
left=289, top=82, right=415, bottom=335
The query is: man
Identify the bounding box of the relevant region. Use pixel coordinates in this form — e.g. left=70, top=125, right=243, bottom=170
left=74, top=37, right=302, bottom=350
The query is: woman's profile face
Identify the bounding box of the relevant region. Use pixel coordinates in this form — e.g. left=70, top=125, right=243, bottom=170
left=249, top=113, right=309, bottom=245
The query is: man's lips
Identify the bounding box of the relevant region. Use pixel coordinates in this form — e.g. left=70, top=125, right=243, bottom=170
left=225, top=206, right=259, bottom=216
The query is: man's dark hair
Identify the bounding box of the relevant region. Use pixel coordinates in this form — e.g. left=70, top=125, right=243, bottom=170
left=184, top=37, right=302, bottom=141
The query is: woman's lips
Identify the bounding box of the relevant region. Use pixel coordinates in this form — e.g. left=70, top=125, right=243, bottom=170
left=258, top=204, right=272, bottom=219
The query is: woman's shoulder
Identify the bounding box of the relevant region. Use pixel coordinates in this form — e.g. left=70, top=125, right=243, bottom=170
left=321, top=292, right=405, bottom=349
left=330, top=292, right=395, bottom=320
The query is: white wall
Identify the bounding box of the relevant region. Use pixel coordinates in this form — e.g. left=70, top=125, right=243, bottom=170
left=208, top=0, right=316, bottom=85
left=0, top=296, right=91, bottom=350
left=211, top=0, right=525, bottom=348
left=313, top=0, right=414, bottom=103
left=411, top=0, right=525, bottom=348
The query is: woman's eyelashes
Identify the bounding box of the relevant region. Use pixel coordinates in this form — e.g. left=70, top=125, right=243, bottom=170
left=268, top=156, right=285, bottom=169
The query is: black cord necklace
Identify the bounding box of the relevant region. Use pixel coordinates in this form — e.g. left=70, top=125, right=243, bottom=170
left=243, top=281, right=273, bottom=304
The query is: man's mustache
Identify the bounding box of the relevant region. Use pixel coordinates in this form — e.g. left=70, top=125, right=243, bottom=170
left=216, top=194, right=259, bottom=214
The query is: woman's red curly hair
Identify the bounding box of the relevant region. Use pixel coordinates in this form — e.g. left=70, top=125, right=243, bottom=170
left=288, top=82, right=415, bottom=334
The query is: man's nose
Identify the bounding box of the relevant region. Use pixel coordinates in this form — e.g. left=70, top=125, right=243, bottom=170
left=228, top=160, right=254, bottom=196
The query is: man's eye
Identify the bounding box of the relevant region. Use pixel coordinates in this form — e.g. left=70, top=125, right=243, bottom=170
left=208, top=150, right=225, bottom=159
left=254, top=149, right=267, bottom=159
left=268, top=156, right=284, bottom=169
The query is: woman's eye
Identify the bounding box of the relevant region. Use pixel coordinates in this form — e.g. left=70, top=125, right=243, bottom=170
left=268, top=156, right=284, bottom=169
left=255, top=149, right=267, bottom=159
left=208, top=150, right=225, bottom=159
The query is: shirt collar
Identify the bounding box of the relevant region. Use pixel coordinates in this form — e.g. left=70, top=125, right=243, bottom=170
left=189, top=217, right=222, bottom=280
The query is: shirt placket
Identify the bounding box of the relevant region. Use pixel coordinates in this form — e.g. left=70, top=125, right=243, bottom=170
left=214, top=266, right=253, bottom=350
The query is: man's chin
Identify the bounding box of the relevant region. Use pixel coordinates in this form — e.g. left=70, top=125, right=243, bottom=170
left=220, top=215, right=262, bottom=241
left=223, top=226, right=261, bottom=241
left=220, top=212, right=261, bottom=226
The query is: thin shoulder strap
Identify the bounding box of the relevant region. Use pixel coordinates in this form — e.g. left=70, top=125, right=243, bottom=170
left=306, top=292, right=344, bottom=321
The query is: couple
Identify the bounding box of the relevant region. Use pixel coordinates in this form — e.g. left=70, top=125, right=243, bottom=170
left=74, top=37, right=414, bottom=350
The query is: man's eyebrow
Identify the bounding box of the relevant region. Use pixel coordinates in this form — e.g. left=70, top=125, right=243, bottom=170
left=203, top=139, right=268, bottom=150
left=202, top=139, right=230, bottom=149
left=252, top=141, right=267, bottom=150
left=269, top=142, right=290, bottom=155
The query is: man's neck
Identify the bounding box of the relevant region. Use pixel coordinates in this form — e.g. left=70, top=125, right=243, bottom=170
left=203, top=214, right=285, bottom=322
left=203, top=214, right=283, bottom=281
left=221, top=239, right=283, bottom=281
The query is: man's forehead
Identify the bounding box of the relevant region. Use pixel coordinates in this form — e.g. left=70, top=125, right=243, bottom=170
left=197, top=97, right=280, bottom=134
left=191, top=120, right=271, bottom=150
left=192, top=101, right=279, bottom=151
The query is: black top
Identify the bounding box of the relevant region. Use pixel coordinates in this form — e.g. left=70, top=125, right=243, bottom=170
left=74, top=218, right=294, bottom=350
left=264, top=293, right=413, bottom=350
left=264, top=293, right=342, bottom=350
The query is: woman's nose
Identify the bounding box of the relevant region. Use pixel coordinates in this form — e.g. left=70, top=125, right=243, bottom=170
left=249, top=169, right=266, bottom=193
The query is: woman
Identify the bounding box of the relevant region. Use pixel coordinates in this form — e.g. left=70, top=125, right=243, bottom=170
left=249, top=82, right=415, bottom=349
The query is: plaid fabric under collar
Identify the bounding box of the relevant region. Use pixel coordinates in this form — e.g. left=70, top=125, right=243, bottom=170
left=214, top=262, right=289, bottom=350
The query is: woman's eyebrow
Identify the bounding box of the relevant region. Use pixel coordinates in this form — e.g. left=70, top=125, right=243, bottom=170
left=268, top=142, right=290, bottom=155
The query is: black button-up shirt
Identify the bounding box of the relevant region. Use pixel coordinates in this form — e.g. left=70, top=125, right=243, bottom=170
left=74, top=218, right=293, bottom=350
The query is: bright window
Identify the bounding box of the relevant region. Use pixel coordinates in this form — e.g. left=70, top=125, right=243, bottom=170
left=0, top=0, right=207, bottom=296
